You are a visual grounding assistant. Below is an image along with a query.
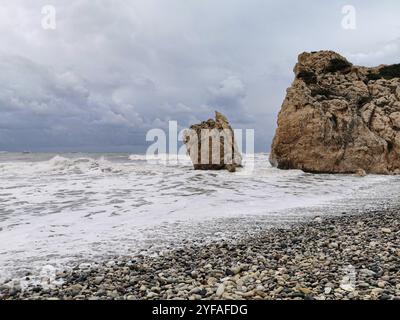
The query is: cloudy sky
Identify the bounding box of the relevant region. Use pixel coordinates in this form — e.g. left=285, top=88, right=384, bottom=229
left=0, top=0, right=400, bottom=152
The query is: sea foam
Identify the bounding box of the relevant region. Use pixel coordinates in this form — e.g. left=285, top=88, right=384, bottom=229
left=0, top=152, right=399, bottom=284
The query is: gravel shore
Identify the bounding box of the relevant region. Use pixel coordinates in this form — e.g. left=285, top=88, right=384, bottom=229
left=1, top=209, right=399, bottom=300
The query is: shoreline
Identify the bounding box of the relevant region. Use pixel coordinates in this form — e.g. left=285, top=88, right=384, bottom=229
left=1, top=209, right=399, bottom=300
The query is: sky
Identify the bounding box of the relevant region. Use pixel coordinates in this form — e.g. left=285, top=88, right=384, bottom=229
left=0, top=0, right=400, bottom=152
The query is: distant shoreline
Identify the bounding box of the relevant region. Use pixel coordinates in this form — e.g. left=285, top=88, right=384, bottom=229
left=3, top=208, right=399, bottom=300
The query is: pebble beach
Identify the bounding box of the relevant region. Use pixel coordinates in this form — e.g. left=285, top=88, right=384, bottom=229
left=2, top=209, right=399, bottom=300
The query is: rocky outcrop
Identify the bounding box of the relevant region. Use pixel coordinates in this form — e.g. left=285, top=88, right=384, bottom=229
left=184, top=111, right=242, bottom=172
left=270, top=50, right=400, bottom=174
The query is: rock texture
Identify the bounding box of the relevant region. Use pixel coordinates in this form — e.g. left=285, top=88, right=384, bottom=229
left=270, top=50, right=400, bottom=174
left=184, top=111, right=242, bottom=172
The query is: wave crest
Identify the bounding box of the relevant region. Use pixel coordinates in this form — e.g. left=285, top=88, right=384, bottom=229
left=0, top=155, right=125, bottom=176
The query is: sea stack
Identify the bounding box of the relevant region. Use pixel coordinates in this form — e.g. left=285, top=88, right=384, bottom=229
left=184, top=111, right=242, bottom=172
left=270, top=50, right=400, bottom=175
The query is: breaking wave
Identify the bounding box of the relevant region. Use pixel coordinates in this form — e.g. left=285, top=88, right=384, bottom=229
left=0, top=155, right=127, bottom=176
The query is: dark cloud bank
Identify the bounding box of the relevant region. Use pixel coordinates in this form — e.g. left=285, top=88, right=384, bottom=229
left=0, top=0, right=400, bottom=152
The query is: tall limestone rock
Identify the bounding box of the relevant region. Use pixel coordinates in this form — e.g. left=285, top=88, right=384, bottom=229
left=184, top=111, right=242, bottom=172
left=270, top=50, right=400, bottom=174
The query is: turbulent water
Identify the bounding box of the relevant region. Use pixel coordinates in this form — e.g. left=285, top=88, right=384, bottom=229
left=1, top=152, right=400, bottom=283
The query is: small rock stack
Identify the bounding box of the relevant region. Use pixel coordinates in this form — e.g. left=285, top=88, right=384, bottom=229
left=184, top=111, right=242, bottom=172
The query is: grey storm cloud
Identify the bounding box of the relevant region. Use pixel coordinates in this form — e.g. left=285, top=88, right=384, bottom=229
left=0, top=0, right=400, bottom=151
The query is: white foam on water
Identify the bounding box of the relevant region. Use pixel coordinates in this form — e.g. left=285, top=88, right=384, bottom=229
left=0, top=153, right=399, bottom=284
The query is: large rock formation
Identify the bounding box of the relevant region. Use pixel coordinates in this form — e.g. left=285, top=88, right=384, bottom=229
left=270, top=50, right=400, bottom=174
left=184, top=111, right=242, bottom=172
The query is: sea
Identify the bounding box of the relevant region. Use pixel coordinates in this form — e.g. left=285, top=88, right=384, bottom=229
left=1, top=152, right=399, bottom=285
